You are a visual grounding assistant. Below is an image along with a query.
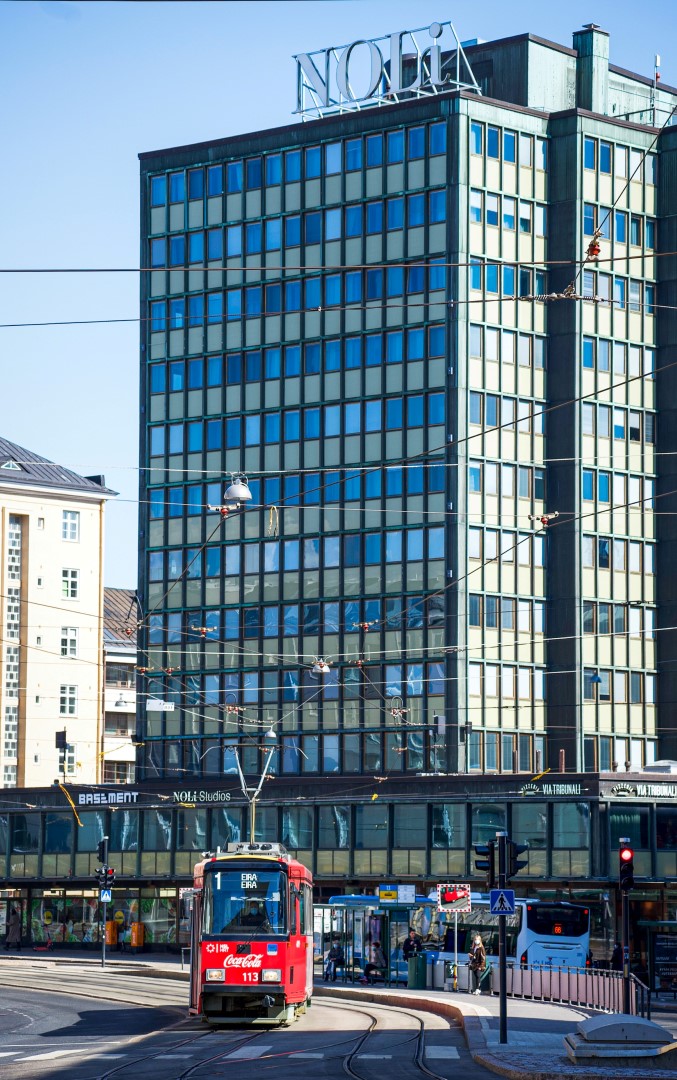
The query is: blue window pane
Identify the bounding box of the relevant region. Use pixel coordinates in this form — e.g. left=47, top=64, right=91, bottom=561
left=286, top=281, right=301, bottom=311
left=150, top=238, right=165, bottom=267
left=408, top=193, right=424, bottom=227
left=265, top=283, right=281, bottom=313
left=386, top=468, right=402, bottom=496
left=168, top=424, right=183, bottom=454
left=387, top=197, right=404, bottom=230
left=246, top=222, right=261, bottom=254
left=265, top=348, right=280, bottom=378
left=150, top=175, right=166, bottom=206
left=188, top=231, right=204, bottom=264
left=246, top=158, right=262, bottom=189
left=305, top=408, right=320, bottom=439
left=346, top=205, right=362, bottom=236
left=487, top=126, right=499, bottom=158
left=387, top=267, right=403, bottom=296
left=407, top=530, right=424, bottom=560
left=169, top=236, right=185, bottom=266
left=325, top=274, right=342, bottom=306
left=305, top=146, right=321, bottom=178
left=345, top=338, right=361, bottom=369
left=583, top=470, right=594, bottom=500
left=366, top=134, right=383, bottom=166
left=305, top=342, right=321, bottom=373
left=149, top=489, right=164, bottom=518
left=284, top=475, right=300, bottom=505
left=429, top=190, right=446, bottom=222
left=387, top=130, right=404, bottom=163
left=429, top=326, right=444, bottom=357
left=285, top=215, right=301, bottom=246
left=168, top=362, right=183, bottom=391
left=406, top=265, right=425, bottom=293
left=169, top=299, right=184, bottom=329
left=188, top=295, right=203, bottom=327
left=265, top=413, right=280, bottom=443
left=365, top=470, right=381, bottom=498
left=584, top=203, right=595, bottom=236
left=265, top=477, right=280, bottom=504
left=188, top=169, right=203, bottom=199
left=187, top=421, right=202, bottom=451
left=408, top=464, right=423, bottom=494
left=486, top=263, right=499, bottom=293
left=245, top=351, right=261, bottom=381
left=206, top=419, right=221, bottom=450
left=226, top=161, right=242, bottom=192
left=344, top=535, right=361, bottom=566
left=346, top=139, right=362, bottom=170
left=169, top=172, right=185, bottom=203
left=345, top=271, right=361, bottom=303
left=408, top=328, right=424, bottom=360
left=325, top=340, right=340, bottom=371
left=167, top=488, right=182, bottom=517
left=149, top=364, right=165, bottom=393
left=186, top=485, right=201, bottom=514
left=226, top=353, right=241, bottom=383
left=285, top=149, right=301, bottom=181
left=150, top=301, right=166, bottom=332
left=285, top=346, right=300, bottom=376
left=266, top=154, right=281, bottom=185
left=325, top=207, right=341, bottom=240
left=226, top=290, right=241, bottom=320
left=429, top=464, right=445, bottom=491
left=208, top=229, right=223, bottom=260
left=430, top=122, right=446, bottom=155
left=366, top=268, right=383, bottom=299
left=325, top=405, right=340, bottom=437
left=407, top=396, right=424, bottom=427
left=386, top=331, right=403, bottom=363
left=207, top=165, right=223, bottom=196
left=345, top=402, right=360, bottom=433
left=366, top=201, right=383, bottom=234
left=366, top=335, right=382, bottom=366
left=470, top=122, right=483, bottom=154
left=305, top=277, right=321, bottom=309
left=265, top=218, right=281, bottom=250
left=245, top=415, right=260, bottom=445
left=345, top=471, right=361, bottom=500
left=386, top=398, right=403, bottom=429
left=428, top=393, right=444, bottom=425
left=408, top=126, right=425, bottom=159
left=325, top=142, right=341, bottom=174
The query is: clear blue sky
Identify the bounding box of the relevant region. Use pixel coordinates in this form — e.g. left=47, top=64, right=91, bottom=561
left=1, top=0, right=675, bottom=587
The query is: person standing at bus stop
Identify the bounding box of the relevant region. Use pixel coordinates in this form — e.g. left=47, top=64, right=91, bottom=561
left=468, top=933, right=486, bottom=994
left=4, top=908, right=21, bottom=951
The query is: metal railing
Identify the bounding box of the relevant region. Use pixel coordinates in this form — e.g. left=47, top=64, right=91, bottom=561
left=486, top=964, right=650, bottom=1016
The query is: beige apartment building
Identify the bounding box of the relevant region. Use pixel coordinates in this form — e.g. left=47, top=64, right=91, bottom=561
left=0, top=437, right=115, bottom=787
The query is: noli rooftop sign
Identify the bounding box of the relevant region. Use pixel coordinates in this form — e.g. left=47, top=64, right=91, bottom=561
left=294, top=20, right=480, bottom=119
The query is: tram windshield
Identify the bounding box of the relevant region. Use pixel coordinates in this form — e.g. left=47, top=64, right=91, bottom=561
left=203, top=867, right=287, bottom=937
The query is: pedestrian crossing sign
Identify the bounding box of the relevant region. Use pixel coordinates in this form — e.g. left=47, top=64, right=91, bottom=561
left=99, top=888, right=112, bottom=904
left=489, top=888, right=515, bottom=915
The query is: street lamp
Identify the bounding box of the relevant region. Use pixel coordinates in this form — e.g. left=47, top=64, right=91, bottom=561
left=208, top=475, right=253, bottom=518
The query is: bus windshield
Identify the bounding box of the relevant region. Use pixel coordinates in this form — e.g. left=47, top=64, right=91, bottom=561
left=203, top=866, right=287, bottom=937
left=525, top=904, right=588, bottom=938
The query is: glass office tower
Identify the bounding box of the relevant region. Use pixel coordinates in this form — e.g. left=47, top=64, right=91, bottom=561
left=138, top=25, right=676, bottom=816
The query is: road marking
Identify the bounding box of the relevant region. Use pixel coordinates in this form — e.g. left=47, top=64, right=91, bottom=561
left=154, top=1054, right=198, bottom=1060
left=20, top=1049, right=92, bottom=1062
left=426, top=1047, right=460, bottom=1059
left=290, top=1052, right=325, bottom=1058
left=357, top=1054, right=392, bottom=1059
left=0, top=1053, right=19, bottom=1058
left=227, top=1044, right=273, bottom=1059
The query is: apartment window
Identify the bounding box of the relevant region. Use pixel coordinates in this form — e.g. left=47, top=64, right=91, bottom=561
left=503, top=131, right=516, bottom=162
left=59, top=684, right=78, bottom=716
left=62, top=510, right=80, bottom=542
left=584, top=137, right=596, bottom=169
left=61, top=627, right=78, bottom=658
left=62, top=569, right=79, bottom=599
left=470, top=122, right=483, bottom=155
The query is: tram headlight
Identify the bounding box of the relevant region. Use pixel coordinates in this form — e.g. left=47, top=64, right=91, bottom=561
left=261, top=968, right=282, bottom=983
left=205, top=968, right=225, bottom=982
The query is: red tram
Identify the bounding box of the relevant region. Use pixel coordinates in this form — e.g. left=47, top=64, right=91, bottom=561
left=189, top=842, right=313, bottom=1024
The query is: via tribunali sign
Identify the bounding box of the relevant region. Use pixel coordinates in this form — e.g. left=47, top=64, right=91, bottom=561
left=294, top=20, right=480, bottom=119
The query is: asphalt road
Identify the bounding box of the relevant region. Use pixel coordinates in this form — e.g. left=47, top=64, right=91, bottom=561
left=0, top=979, right=497, bottom=1080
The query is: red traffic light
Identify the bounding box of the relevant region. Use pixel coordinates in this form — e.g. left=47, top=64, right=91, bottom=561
left=620, top=846, right=633, bottom=862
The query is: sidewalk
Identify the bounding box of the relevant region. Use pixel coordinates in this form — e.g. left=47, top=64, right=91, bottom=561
left=315, top=982, right=677, bottom=1080
left=0, top=948, right=189, bottom=978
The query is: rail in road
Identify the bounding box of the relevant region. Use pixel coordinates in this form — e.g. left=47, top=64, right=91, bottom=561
left=0, top=959, right=187, bottom=1008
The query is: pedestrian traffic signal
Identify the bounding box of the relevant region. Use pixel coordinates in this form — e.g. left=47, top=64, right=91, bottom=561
left=474, top=840, right=496, bottom=889
left=507, top=840, right=529, bottom=880
left=619, top=844, right=635, bottom=892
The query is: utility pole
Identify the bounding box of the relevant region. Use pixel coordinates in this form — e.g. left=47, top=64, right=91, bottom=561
left=97, top=836, right=109, bottom=969
left=497, top=831, right=508, bottom=1044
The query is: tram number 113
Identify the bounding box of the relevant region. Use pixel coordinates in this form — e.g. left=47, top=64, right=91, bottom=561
left=242, top=972, right=259, bottom=982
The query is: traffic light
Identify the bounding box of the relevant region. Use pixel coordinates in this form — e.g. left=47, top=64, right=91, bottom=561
left=474, top=840, right=496, bottom=889
left=619, top=843, right=635, bottom=892
left=95, top=866, right=107, bottom=887
left=105, top=867, right=116, bottom=887
left=97, top=837, right=109, bottom=865
left=507, top=840, right=529, bottom=880
left=55, top=729, right=67, bottom=750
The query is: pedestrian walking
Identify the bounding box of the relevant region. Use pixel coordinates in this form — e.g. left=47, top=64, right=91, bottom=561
left=4, top=908, right=21, bottom=951
left=468, top=933, right=486, bottom=994
left=611, top=941, right=623, bottom=971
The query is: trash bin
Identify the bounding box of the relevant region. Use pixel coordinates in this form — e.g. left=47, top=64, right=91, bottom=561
left=444, top=960, right=456, bottom=991
left=433, top=959, right=446, bottom=989
left=408, top=953, right=427, bottom=990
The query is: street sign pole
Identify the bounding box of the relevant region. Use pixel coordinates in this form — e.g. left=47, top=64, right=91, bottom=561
left=102, top=898, right=107, bottom=969
left=454, top=910, right=458, bottom=991
left=497, top=831, right=508, bottom=1045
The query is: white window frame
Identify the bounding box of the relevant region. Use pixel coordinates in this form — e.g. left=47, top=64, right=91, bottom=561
left=60, top=627, right=78, bottom=658
left=62, top=510, right=80, bottom=542
left=59, top=684, right=78, bottom=716
left=62, top=568, right=79, bottom=599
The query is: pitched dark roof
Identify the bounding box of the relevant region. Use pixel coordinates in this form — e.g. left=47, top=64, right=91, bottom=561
left=0, top=437, right=117, bottom=496
left=103, top=588, right=138, bottom=648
